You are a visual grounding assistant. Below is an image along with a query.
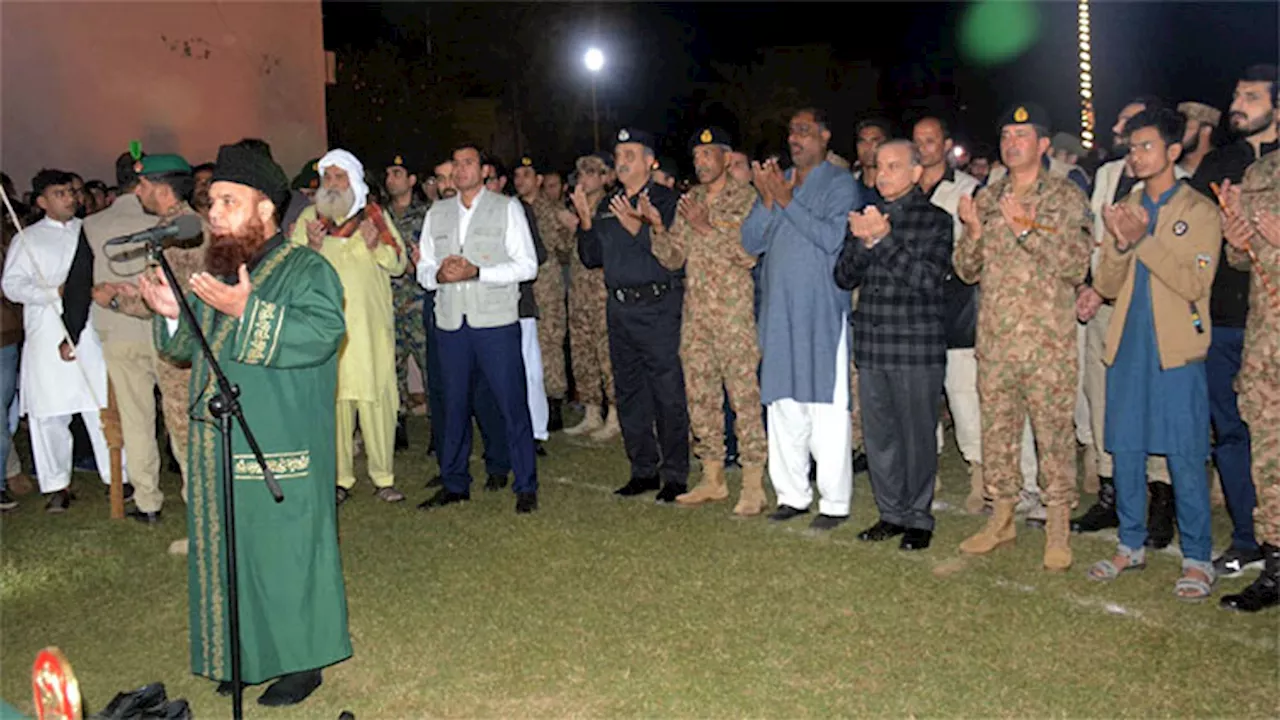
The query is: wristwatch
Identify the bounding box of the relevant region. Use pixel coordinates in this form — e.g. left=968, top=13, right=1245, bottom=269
left=1016, top=228, right=1033, bottom=244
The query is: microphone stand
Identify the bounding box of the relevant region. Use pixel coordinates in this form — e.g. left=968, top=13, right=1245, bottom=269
left=149, top=240, right=283, bottom=720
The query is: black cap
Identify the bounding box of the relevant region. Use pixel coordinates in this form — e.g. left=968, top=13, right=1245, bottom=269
left=688, top=126, right=733, bottom=153
left=387, top=153, right=417, bottom=177
left=998, top=102, right=1050, bottom=131
left=614, top=127, right=656, bottom=153
left=516, top=155, right=542, bottom=173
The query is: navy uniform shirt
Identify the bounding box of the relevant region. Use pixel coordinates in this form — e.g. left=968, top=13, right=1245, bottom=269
left=577, top=179, right=680, bottom=289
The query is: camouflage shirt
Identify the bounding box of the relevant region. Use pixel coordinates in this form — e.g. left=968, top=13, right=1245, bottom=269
left=953, top=168, right=1092, bottom=364
left=389, top=199, right=429, bottom=313
left=118, top=201, right=209, bottom=319
left=1230, top=149, right=1280, bottom=385
left=651, top=177, right=758, bottom=314
left=528, top=196, right=574, bottom=266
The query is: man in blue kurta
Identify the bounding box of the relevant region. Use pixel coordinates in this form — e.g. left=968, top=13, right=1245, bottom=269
left=140, top=142, right=352, bottom=706
left=1086, top=108, right=1223, bottom=601
left=742, top=108, right=864, bottom=530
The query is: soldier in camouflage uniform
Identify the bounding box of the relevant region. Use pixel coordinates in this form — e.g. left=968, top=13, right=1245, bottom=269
left=514, top=155, right=572, bottom=429
left=1220, top=148, right=1280, bottom=612
left=649, top=127, right=768, bottom=515
left=384, top=154, right=429, bottom=449
left=562, top=154, right=618, bottom=439
left=954, top=104, right=1092, bottom=571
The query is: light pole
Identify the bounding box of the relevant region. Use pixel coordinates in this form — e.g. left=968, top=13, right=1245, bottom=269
left=584, top=47, right=604, bottom=152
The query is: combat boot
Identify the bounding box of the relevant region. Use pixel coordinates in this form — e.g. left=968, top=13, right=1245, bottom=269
left=590, top=407, right=621, bottom=441
left=965, top=462, right=987, bottom=515
left=1220, top=544, right=1280, bottom=613
left=1071, top=476, right=1118, bottom=533
left=564, top=404, right=603, bottom=436
left=1145, top=481, right=1175, bottom=549
left=677, top=460, right=729, bottom=505
left=733, top=463, right=768, bottom=516
left=960, top=498, right=1017, bottom=555
left=1043, top=504, right=1073, bottom=571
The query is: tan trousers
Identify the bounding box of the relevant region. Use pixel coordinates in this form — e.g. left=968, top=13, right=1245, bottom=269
left=103, top=341, right=163, bottom=512
left=337, top=396, right=396, bottom=489
left=1083, top=305, right=1170, bottom=484
left=156, top=361, right=190, bottom=504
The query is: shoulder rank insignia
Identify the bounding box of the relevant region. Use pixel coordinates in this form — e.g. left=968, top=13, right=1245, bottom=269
left=1174, top=220, right=1188, bottom=236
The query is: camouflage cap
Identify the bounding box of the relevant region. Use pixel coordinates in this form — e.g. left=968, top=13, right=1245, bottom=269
left=576, top=154, right=608, bottom=174
left=1177, top=101, right=1222, bottom=129
left=1051, top=133, right=1087, bottom=158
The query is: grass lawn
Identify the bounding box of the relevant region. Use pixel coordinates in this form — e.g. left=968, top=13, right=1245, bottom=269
left=2, top=413, right=1277, bottom=718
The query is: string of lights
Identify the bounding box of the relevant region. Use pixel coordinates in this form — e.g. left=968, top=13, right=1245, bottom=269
left=1078, top=0, right=1095, bottom=150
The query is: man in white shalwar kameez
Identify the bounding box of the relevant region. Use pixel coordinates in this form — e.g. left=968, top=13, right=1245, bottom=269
left=1, top=170, right=124, bottom=512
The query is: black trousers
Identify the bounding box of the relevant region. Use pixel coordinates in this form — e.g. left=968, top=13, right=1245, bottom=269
left=859, top=365, right=945, bottom=530
left=606, top=290, right=690, bottom=485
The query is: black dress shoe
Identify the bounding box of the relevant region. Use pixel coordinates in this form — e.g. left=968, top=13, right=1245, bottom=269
left=516, top=492, right=538, bottom=514
left=900, top=528, right=933, bottom=551
left=655, top=482, right=687, bottom=503
left=548, top=399, right=564, bottom=432
left=536, top=441, right=548, bottom=457
left=426, top=474, right=443, bottom=488
left=45, top=489, right=72, bottom=514
left=484, top=473, right=509, bottom=491
left=852, top=450, right=869, bottom=475
left=216, top=681, right=236, bottom=697
left=395, top=417, right=409, bottom=451
left=614, top=475, right=660, bottom=496
left=105, top=484, right=136, bottom=504
left=810, top=514, right=847, bottom=531
left=257, top=670, right=322, bottom=707
left=335, top=486, right=349, bottom=506
left=417, top=488, right=470, bottom=510
left=127, top=508, right=162, bottom=525
left=857, top=520, right=907, bottom=542
left=768, top=505, right=810, bottom=522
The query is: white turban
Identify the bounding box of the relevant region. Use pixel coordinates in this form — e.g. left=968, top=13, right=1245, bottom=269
left=317, top=149, right=369, bottom=223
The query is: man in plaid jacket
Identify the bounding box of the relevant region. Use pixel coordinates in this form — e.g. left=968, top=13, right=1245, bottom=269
left=835, top=140, right=954, bottom=551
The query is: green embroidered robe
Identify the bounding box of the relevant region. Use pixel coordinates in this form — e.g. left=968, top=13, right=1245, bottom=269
left=154, top=235, right=352, bottom=684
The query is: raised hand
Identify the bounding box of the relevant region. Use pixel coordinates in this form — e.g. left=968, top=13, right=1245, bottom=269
left=1255, top=209, right=1280, bottom=248
left=358, top=217, right=380, bottom=250
left=190, top=265, right=252, bottom=319
left=751, top=161, right=775, bottom=208
left=998, top=192, right=1035, bottom=236
left=636, top=190, right=664, bottom=228
left=957, top=195, right=982, bottom=241
left=1103, top=204, right=1148, bottom=251
left=570, top=184, right=593, bottom=228
left=139, top=267, right=179, bottom=320
left=609, top=194, right=643, bottom=235
left=1221, top=210, right=1257, bottom=251
left=305, top=220, right=326, bottom=250
left=679, top=194, right=713, bottom=235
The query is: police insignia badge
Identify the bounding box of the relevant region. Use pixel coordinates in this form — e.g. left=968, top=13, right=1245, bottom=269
left=522, top=157, right=532, bottom=166
left=1174, top=220, right=1188, bottom=236
left=700, top=129, right=712, bottom=143
left=1196, top=253, right=1211, bottom=270
left=618, top=129, right=630, bottom=142
left=1013, top=107, right=1029, bottom=123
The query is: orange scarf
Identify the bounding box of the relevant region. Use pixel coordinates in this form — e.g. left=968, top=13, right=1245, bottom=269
left=320, top=201, right=401, bottom=258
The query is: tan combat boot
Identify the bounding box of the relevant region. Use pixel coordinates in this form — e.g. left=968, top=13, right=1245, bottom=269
left=1043, top=504, right=1072, bottom=571
left=734, top=463, right=768, bottom=516
left=564, top=404, right=603, bottom=436
left=677, top=460, right=729, bottom=505
left=965, top=462, right=987, bottom=515
left=590, top=406, right=621, bottom=441
left=959, top=498, right=1017, bottom=555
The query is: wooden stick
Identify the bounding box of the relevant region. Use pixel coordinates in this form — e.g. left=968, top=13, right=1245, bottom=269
left=104, top=378, right=124, bottom=519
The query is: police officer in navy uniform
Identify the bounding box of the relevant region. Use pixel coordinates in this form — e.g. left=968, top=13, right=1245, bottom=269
left=573, top=128, right=690, bottom=501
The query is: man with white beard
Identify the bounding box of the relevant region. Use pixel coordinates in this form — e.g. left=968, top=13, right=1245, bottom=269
left=290, top=149, right=407, bottom=505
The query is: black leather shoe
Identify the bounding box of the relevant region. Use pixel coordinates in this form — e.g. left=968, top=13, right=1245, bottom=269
left=417, top=488, right=470, bottom=510
left=216, top=681, right=236, bottom=697
left=768, top=505, right=810, bottom=522
left=426, top=474, right=443, bottom=488
left=105, top=484, right=135, bottom=504
left=810, top=514, right=847, bottom=531
left=395, top=417, right=409, bottom=451
left=614, top=475, right=660, bottom=496
left=655, top=483, right=687, bottom=504
left=516, top=492, right=538, bottom=514
left=335, top=486, right=349, bottom=506
left=548, top=399, right=564, bottom=432
left=857, top=520, right=907, bottom=542
left=484, top=473, right=509, bottom=492
left=1145, top=481, right=1175, bottom=549
left=257, top=670, right=322, bottom=707
left=45, top=489, right=72, bottom=514
left=536, top=441, right=548, bottom=457
left=852, top=450, right=869, bottom=475
left=900, top=528, right=933, bottom=551
left=128, top=508, right=162, bottom=525
left=1071, top=477, right=1118, bottom=533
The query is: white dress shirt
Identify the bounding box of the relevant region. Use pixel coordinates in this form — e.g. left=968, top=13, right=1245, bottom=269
left=415, top=187, right=538, bottom=291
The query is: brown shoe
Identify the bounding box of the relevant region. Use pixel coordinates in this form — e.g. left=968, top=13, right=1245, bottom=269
left=959, top=498, right=1016, bottom=555
left=676, top=461, right=728, bottom=505
left=733, top=463, right=768, bottom=516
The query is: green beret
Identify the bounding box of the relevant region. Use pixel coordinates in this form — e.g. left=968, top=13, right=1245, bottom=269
left=137, top=154, right=192, bottom=176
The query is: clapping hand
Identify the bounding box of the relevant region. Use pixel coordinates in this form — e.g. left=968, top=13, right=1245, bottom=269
left=678, top=194, right=713, bottom=235
left=635, top=190, right=664, bottom=229
left=358, top=217, right=380, bottom=250
left=305, top=220, right=326, bottom=250
left=998, top=193, right=1036, bottom=236
left=570, top=184, right=593, bottom=229
left=848, top=207, right=891, bottom=248
left=1102, top=204, right=1149, bottom=251
left=1255, top=210, right=1280, bottom=248
left=609, top=193, right=643, bottom=235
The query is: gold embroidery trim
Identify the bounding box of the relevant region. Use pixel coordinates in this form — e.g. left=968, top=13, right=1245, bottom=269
left=241, top=298, right=281, bottom=366
left=233, top=450, right=311, bottom=480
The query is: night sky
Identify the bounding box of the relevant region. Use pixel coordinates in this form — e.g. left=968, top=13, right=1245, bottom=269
left=322, top=1, right=1278, bottom=171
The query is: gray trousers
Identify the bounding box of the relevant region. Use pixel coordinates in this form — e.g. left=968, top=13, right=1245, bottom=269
left=859, top=365, right=946, bottom=531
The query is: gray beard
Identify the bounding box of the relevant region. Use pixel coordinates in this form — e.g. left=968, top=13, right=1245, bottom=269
left=314, top=186, right=355, bottom=221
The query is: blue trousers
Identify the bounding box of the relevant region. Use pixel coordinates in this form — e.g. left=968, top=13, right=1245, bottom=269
left=1207, top=326, right=1256, bottom=551
left=1116, top=452, right=1212, bottom=562
left=436, top=320, right=535, bottom=494
left=425, top=293, right=508, bottom=475
left=0, top=343, right=17, bottom=492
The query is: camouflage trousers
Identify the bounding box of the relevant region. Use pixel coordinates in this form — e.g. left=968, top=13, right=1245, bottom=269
left=1240, top=377, right=1280, bottom=546
left=682, top=303, right=766, bottom=465
left=156, top=360, right=190, bottom=501
left=569, top=268, right=614, bottom=407
left=979, top=357, right=1078, bottom=508
left=395, top=311, right=427, bottom=418
left=533, top=262, right=567, bottom=399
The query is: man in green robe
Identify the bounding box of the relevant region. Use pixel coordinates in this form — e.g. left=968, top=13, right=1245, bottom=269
left=139, top=141, right=351, bottom=707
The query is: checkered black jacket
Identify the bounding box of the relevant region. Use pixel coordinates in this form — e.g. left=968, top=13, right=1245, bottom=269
left=834, top=188, right=953, bottom=369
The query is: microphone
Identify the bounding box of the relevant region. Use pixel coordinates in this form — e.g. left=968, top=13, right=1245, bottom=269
left=105, top=214, right=204, bottom=248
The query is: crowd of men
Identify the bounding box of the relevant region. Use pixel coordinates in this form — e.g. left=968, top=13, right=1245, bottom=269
left=1, top=59, right=1277, bottom=708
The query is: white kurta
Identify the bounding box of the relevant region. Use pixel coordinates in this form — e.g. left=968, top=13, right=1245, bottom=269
left=1, top=216, right=108, bottom=418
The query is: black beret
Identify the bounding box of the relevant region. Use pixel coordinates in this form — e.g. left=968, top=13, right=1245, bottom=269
left=614, top=127, right=656, bottom=152
left=516, top=155, right=542, bottom=173
left=386, top=153, right=417, bottom=177
left=688, top=126, right=733, bottom=153
left=998, top=102, right=1051, bottom=132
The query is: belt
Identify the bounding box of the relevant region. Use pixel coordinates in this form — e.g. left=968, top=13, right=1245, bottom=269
left=609, top=278, right=682, bottom=304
